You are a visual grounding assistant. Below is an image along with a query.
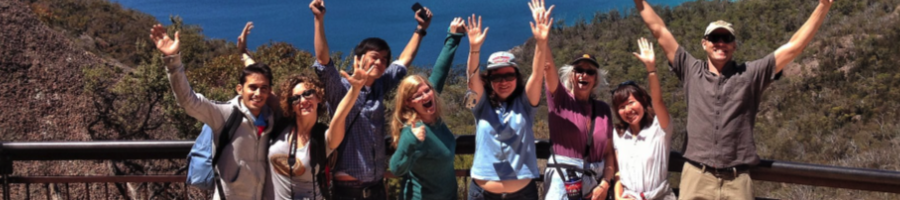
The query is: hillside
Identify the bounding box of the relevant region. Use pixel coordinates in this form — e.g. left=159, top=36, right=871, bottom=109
left=1, top=0, right=899, bottom=199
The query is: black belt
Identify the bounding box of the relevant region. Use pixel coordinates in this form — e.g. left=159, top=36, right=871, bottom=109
left=333, top=181, right=384, bottom=199
left=685, top=159, right=750, bottom=175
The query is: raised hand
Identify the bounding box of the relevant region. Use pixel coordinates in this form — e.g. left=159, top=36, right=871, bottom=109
left=415, top=7, right=433, bottom=30
left=528, top=0, right=554, bottom=42
left=632, top=37, right=656, bottom=71
left=410, top=121, right=426, bottom=142
left=309, top=0, right=325, bottom=19
left=237, top=21, right=253, bottom=54
left=340, top=55, right=374, bottom=89
left=466, top=14, right=489, bottom=49
left=449, top=17, right=466, bottom=34
left=527, top=0, right=555, bottom=23
left=149, top=24, right=179, bottom=56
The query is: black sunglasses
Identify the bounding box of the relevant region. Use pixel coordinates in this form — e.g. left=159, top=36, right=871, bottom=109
left=610, top=80, right=639, bottom=94
left=705, top=34, right=735, bottom=43
left=488, top=73, right=517, bottom=83
left=574, top=67, right=597, bottom=76
left=289, top=89, right=317, bottom=105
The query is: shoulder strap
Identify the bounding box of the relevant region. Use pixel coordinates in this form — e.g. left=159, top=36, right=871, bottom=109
left=212, top=106, right=242, bottom=168
left=583, top=102, right=596, bottom=176
left=212, top=106, right=243, bottom=200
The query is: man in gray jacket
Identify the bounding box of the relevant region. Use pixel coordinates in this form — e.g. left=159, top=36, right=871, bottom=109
left=150, top=24, right=279, bottom=200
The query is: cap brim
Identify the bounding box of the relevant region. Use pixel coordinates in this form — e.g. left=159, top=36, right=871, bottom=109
left=486, top=63, right=517, bottom=71
left=570, top=58, right=600, bottom=68
left=705, top=27, right=735, bottom=36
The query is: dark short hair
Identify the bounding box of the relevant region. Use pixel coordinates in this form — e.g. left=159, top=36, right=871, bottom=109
left=353, top=37, right=391, bottom=62
left=480, top=67, right=525, bottom=108
left=239, top=63, right=273, bottom=86
left=611, top=83, right=655, bottom=135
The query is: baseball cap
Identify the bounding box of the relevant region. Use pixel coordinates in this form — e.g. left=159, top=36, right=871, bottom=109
left=569, top=54, right=600, bottom=68
left=704, top=20, right=735, bottom=36
left=486, top=51, right=518, bottom=71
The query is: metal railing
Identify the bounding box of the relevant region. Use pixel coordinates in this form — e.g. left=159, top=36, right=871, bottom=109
left=2, top=136, right=899, bottom=199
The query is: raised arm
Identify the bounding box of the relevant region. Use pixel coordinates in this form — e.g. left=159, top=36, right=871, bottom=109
left=465, top=14, right=488, bottom=105
left=237, top=21, right=256, bottom=66
left=151, top=24, right=230, bottom=129
left=326, top=56, right=373, bottom=149
left=531, top=0, right=560, bottom=95
left=773, top=0, right=832, bottom=73
left=526, top=0, right=552, bottom=107
left=428, top=17, right=466, bottom=93
left=311, top=0, right=330, bottom=64
left=395, top=7, right=433, bottom=67
left=633, top=0, right=680, bottom=63
left=633, top=38, right=669, bottom=131
left=543, top=42, right=560, bottom=94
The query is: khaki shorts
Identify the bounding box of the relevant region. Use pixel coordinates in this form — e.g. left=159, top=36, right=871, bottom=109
left=678, top=162, right=752, bottom=200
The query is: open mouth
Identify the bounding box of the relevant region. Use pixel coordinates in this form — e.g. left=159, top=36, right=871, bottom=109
left=422, top=99, right=434, bottom=109
left=577, top=81, right=589, bottom=88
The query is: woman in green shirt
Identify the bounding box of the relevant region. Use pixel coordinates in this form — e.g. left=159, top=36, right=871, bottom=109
left=388, top=17, right=465, bottom=200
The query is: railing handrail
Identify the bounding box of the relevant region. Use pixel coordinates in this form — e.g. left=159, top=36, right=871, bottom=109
left=1, top=136, right=899, bottom=193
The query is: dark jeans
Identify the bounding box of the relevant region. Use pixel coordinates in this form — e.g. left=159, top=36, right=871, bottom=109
left=467, top=179, right=539, bottom=200
left=331, top=181, right=386, bottom=200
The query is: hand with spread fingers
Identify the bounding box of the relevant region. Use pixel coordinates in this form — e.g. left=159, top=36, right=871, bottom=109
left=449, top=17, right=466, bottom=34
left=528, top=0, right=554, bottom=42
left=309, top=0, right=325, bottom=19
left=633, top=37, right=656, bottom=72
left=466, top=14, right=488, bottom=49
left=237, top=22, right=253, bottom=54
left=415, top=7, right=433, bottom=30
left=149, top=24, right=180, bottom=56
left=341, top=55, right=374, bottom=89
left=410, top=121, right=426, bottom=142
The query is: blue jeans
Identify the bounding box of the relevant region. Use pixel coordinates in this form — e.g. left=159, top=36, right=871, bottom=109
left=467, top=179, right=539, bottom=200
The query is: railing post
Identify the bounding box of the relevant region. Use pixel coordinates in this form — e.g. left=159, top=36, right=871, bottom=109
left=1, top=142, right=11, bottom=200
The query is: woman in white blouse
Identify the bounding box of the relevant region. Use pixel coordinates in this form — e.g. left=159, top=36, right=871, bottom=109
left=610, top=38, right=676, bottom=200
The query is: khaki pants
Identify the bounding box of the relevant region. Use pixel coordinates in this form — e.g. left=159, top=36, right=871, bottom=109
left=678, top=163, right=752, bottom=200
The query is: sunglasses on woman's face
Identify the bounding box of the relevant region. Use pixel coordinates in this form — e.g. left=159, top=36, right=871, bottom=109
left=705, top=34, right=735, bottom=43
left=289, top=89, right=317, bottom=105
left=488, top=73, right=517, bottom=83
left=574, top=67, right=597, bottom=76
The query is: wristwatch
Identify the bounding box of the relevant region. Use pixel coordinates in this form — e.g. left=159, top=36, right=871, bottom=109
left=415, top=28, right=427, bottom=36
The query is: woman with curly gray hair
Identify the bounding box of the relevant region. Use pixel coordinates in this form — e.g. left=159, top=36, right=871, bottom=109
left=541, top=46, right=616, bottom=200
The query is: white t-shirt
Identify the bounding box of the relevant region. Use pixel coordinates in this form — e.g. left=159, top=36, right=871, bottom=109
left=266, top=125, right=333, bottom=200
left=613, top=117, right=672, bottom=198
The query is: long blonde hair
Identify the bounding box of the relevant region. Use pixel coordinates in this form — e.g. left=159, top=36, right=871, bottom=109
left=390, top=75, right=444, bottom=148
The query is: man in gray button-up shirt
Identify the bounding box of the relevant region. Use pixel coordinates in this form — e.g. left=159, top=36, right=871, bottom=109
left=631, top=0, right=835, bottom=199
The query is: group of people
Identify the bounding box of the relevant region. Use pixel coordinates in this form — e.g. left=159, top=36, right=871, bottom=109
left=149, top=0, right=834, bottom=199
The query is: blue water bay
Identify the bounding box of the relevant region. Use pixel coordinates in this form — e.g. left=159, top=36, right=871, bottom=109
left=113, top=0, right=689, bottom=66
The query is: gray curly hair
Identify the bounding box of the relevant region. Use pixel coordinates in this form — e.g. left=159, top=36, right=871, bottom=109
left=558, top=64, right=608, bottom=98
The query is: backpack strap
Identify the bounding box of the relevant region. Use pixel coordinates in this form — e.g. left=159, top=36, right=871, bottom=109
left=211, top=106, right=244, bottom=200
left=583, top=103, right=596, bottom=177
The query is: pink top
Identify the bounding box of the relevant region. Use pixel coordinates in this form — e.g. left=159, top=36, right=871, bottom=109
left=546, top=81, right=613, bottom=162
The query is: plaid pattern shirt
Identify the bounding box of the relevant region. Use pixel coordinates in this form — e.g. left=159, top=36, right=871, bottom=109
left=313, top=60, right=406, bottom=184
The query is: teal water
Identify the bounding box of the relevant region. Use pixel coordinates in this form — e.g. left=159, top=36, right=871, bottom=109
left=112, top=0, right=690, bottom=66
